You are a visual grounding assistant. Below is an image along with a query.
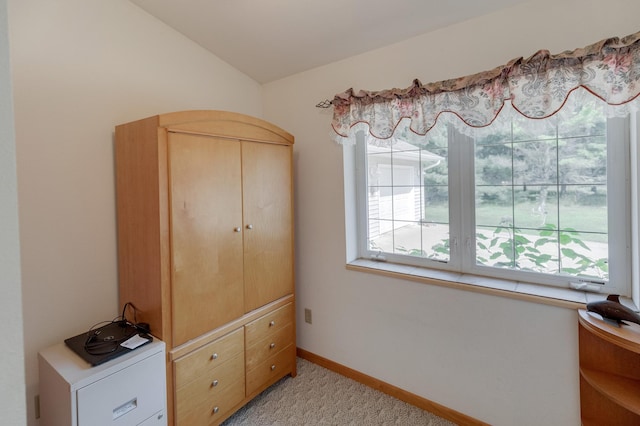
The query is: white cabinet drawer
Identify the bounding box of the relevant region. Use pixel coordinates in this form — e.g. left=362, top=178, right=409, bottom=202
left=77, top=350, right=166, bottom=425
left=39, top=340, right=167, bottom=426
left=138, top=410, right=167, bottom=425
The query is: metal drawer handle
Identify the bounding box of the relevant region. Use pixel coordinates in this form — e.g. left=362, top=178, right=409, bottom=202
left=246, top=224, right=253, bottom=230
left=270, top=342, right=276, bottom=349
left=212, top=353, right=218, bottom=360
left=271, top=364, right=276, bottom=371
left=212, top=379, right=219, bottom=387
left=234, top=227, right=241, bottom=232
left=269, top=320, right=275, bottom=327
left=213, top=406, right=219, bottom=414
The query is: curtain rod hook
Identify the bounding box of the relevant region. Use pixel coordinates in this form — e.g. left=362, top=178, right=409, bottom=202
left=315, top=99, right=333, bottom=108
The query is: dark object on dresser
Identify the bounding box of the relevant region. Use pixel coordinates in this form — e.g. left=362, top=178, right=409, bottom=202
left=586, top=294, right=640, bottom=327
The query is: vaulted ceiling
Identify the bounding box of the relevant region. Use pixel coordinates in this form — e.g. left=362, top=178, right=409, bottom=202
left=129, top=0, right=530, bottom=84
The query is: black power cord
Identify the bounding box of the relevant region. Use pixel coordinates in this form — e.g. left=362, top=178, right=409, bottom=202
left=121, top=302, right=151, bottom=334
left=83, top=323, right=137, bottom=356
left=83, top=302, right=150, bottom=356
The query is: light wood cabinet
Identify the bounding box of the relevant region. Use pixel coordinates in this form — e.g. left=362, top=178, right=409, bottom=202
left=168, top=132, right=245, bottom=346
left=241, top=141, right=294, bottom=312
left=174, top=329, right=245, bottom=425
left=578, top=309, right=640, bottom=425
left=245, top=303, right=296, bottom=397
left=115, top=111, right=296, bottom=425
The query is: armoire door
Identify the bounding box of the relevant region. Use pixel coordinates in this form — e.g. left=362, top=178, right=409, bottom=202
left=168, top=132, right=245, bottom=346
left=241, top=141, right=293, bottom=312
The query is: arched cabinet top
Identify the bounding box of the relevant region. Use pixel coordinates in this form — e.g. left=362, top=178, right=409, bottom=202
left=122, top=110, right=294, bottom=146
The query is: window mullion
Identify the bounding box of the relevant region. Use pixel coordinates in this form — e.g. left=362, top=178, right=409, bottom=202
left=354, top=131, right=369, bottom=258
left=449, top=127, right=474, bottom=271
left=630, top=112, right=640, bottom=306
left=606, top=116, right=631, bottom=295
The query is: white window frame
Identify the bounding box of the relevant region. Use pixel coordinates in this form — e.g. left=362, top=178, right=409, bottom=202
left=347, top=113, right=635, bottom=299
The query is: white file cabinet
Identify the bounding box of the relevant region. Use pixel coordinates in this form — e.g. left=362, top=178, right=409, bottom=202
left=38, top=339, right=167, bottom=426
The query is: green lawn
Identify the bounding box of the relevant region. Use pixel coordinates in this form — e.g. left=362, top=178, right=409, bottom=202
left=424, top=202, right=608, bottom=243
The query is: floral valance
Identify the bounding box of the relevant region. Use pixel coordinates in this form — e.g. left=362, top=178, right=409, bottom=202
left=330, top=30, right=640, bottom=143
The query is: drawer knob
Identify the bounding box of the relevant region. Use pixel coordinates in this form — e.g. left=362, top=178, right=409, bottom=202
left=269, top=320, right=275, bottom=327
left=271, top=364, right=276, bottom=371
left=212, top=379, right=219, bottom=387
left=213, top=406, right=219, bottom=414
left=246, top=224, right=253, bottom=230
left=212, top=353, right=218, bottom=360
left=270, top=342, right=276, bottom=349
left=234, top=227, right=241, bottom=232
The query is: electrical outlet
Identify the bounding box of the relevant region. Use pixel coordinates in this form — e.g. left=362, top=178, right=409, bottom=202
left=304, top=308, right=312, bottom=324
left=35, top=394, right=40, bottom=419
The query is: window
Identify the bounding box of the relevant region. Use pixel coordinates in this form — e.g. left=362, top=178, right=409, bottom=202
left=352, top=94, right=632, bottom=295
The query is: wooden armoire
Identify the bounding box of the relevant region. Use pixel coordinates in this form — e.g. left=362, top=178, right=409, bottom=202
left=114, top=110, right=296, bottom=425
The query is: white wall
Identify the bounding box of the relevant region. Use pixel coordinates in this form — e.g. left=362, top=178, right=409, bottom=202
left=263, top=0, right=640, bottom=424
left=0, top=0, right=26, bottom=424
left=8, top=1, right=262, bottom=424
left=9, top=0, right=640, bottom=424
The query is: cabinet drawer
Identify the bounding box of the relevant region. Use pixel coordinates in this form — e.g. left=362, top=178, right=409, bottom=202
left=175, top=353, right=244, bottom=425
left=176, top=353, right=244, bottom=405
left=246, top=344, right=296, bottom=396
left=175, top=376, right=244, bottom=426
left=174, top=328, right=243, bottom=388
left=245, top=303, right=294, bottom=345
left=76, top=350, right=166, bottom=426
left=246, top=323, right=294, bottom=371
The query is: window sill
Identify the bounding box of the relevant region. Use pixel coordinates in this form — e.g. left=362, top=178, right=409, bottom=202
left=346, top=259, right=636, bottom=310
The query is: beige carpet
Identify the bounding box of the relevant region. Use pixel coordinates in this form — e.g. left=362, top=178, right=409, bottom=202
left=222, top=358, right=456, bottom=425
